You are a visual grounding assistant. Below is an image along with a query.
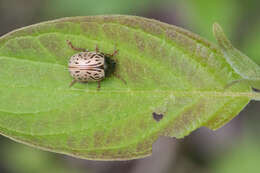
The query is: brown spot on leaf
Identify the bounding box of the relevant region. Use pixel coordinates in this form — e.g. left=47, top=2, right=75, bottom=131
left=118, top=17, right=140, bottom=29
left=206, top=98, right=249, bottom=130
left=105, top=128, right=123, bottom=146
left=164, top=98, right=207, bottom=138
left=103, top=16, right=116, bottom=23
left=134, top=33, right=145, bottom=51
left=93, top=130, right=105, bottom=148
left=138, top=19, right=164, bottom=36
left=102, top=24, right=117, bottom=40
left=80, top=22, right=101, bottom=38
left=136, top=138, right=154, bottom=153
left=79, top=136, right=91, bottom=148
left=153, top=112, right=164, bottom=122
left=54, top=22, right=70, bottom=30
left=67, top=136, right=77, bottom=148
left=38, top=34, right=67, bottom=61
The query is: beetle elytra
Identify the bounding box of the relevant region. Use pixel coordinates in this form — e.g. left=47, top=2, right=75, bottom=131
left=67, top=40, right=126, bottom=89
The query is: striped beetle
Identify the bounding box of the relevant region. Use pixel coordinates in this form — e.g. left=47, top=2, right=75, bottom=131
left=67, top=40, right=125, bottom=89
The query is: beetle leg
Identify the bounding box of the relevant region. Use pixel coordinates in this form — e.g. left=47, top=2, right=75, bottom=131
left=111, top=49, right=119, bottom=57
left=105, top=49, right=119, bottom=57
left=69, top=79, right=77, bottom=87
left=97, top=81, right=101, bottom=90
left=114, top=73, right=127, bottom=85
left=112, top=44, right=119, bottom=57
left=66, top=40, right=87, bottom=52
left=110, top=58, right=127, bottom=84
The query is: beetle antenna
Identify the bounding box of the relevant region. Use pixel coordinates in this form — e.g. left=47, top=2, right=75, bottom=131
left=66, top=40, right=88, bottom=52
left=95, top=44, right=99, bottom=53
left=114, top=73, right=127, bottom=85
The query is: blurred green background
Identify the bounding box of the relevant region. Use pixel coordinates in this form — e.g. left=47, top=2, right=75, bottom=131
left=0, top=0, right=259, bottom=173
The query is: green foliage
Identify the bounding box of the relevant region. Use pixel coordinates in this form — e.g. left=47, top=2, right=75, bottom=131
left=213, top=23, right=260, bottom=89
left=44, top=0, right=158, bottom=17
left=179, top=0, right=241, bottom=41
left=211, top=136, right=260, bottom=173
left=0, top=15, right=259, bottom=160
left=1, top=141, right=82, bottom=173
left=243, top=22, right=260, bottom=65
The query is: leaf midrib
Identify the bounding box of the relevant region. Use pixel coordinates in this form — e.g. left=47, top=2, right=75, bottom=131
left=0, top=84, right=254, bottom=97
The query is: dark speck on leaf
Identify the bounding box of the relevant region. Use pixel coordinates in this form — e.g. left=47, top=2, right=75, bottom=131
left=152, top=112, right=164, bottom=122
left=252, top=87, right=260, bottom=93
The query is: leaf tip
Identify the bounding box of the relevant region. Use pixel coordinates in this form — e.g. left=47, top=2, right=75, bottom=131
left=212, top=22, right=233, bottom=51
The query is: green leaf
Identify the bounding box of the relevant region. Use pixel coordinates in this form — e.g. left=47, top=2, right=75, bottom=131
left=242, top=22, right=260, bottom=66
left=213, top=23, right=260, bottom=92
left=0, top=15, right=259, bottom=160
left=179, top=0, right=241, bottom=41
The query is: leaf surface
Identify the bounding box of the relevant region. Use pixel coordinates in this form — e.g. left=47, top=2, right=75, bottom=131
left=0, top=15, right=259, bottom=160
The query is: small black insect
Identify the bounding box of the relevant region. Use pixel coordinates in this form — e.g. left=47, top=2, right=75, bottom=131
left=152, top=112, right=164, bottom=122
